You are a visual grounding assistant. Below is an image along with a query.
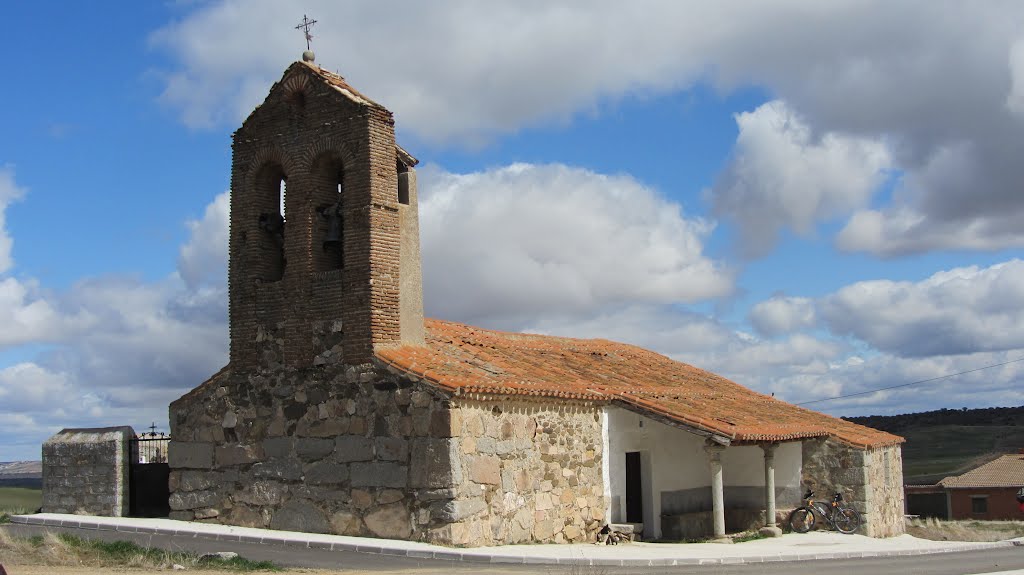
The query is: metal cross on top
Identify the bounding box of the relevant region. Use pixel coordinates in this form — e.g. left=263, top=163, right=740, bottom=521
left=295, top=14, right=318, bottom=51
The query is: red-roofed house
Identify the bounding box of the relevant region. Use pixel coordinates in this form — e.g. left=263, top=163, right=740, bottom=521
left=167, top=53, right=905, bottom=546
left=934, top=452, right=1024, bottom=519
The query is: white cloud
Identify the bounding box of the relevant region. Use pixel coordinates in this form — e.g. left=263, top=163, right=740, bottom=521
left=1006, top=38, right=1024, bottom=118
left=787, top=351, right=1024, bottom=416
left=0, top=277, right=92, bottom=347
left=419, top=163, right=731, bottom=326
left=178, top=191, right=229, bottom=289
left=819, top=260, right=1024, bottom=357
left=0, top=193, right=231, bottom=460
left=749, top=295, right=817, bottom=337
left=836, top=142, right=1024, bottom=255
left=0, top=165, right=26, bottom=274
left=147, top=2, right=1024, bottom=257
left=743, top=260, right=1024, bottom=359
left=710, top=101, right=892, bottom=257
left=0, top=363, right=73, bottom=412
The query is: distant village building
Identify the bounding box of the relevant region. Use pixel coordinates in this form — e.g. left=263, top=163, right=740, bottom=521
left=907, top=451, right=1024, bottom=520
left=167, top=53, right=905, bottom=546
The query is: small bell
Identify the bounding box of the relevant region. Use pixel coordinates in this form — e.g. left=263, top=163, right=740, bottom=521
left=321, top=204, right=343, bottom=251
left=258, top=212, right=284, bottom=239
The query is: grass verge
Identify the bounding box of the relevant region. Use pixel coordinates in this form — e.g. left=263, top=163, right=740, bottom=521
left=905, top=517, right=1024, bottom=542
left=0, top=529, right=281, bottom=571
left=0, top=487, right=41, bottom=515
left=731, top=530, right=768, bottom=543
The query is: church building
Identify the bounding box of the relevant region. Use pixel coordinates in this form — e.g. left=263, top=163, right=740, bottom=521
left=168, top=52, right=905, bottom=546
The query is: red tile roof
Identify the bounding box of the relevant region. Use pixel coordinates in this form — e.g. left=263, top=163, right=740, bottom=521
left=377, top=319, right=903, bottom=449
left=939, top=454, right=1024, bottom=488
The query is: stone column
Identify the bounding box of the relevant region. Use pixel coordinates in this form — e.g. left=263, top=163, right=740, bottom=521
left=704, top=441, right=729, bottom=541
left=759, top=443, right=783, bottom=537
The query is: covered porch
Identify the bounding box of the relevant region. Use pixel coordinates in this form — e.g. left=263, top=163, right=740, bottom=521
left=603, top=406, right=802, bottom=540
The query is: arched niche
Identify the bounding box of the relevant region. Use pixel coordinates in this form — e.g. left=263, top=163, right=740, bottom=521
left=253, top=162, right=287, bottom=282
left=310, top=152, right=346, bottom=272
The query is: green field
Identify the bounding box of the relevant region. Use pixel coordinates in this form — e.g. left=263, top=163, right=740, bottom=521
left=900, top=424, right=1024, bottom=484
left=0, top=486, right=41, bottom=514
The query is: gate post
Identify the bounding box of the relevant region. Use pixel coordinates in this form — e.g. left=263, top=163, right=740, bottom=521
left=42, top=426, right=134, bottom=517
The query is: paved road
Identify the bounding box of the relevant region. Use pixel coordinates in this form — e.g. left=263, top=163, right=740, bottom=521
left=3, top=524, right=1022, bottom=574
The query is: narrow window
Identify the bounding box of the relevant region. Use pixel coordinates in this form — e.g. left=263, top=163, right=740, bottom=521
left=397, top=161, right=410, bottom=205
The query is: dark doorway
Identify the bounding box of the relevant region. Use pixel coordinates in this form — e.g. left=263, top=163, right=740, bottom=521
left=625, top=451, right=643, bottom=523
left=128, top=434, right=171, bottom=518
left=906, top=492, right=948, bottom=519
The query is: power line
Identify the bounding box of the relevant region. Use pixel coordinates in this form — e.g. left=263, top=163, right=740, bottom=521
left=795, top=356, right=1024, bottom=407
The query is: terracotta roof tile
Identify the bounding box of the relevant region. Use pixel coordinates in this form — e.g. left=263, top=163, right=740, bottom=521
left=377, top=319, right=903, bottom=449
left=939, top=454, right=1024, bottom=488
left=298, top=61, right=380, bottom=108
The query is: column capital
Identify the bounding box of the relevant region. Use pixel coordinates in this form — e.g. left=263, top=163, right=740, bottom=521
left=704, top=440, right=727, bottom=461
left=760, top=442, right=779, bottom=458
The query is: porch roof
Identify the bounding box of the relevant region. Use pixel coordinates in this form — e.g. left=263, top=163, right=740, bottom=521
left=376, top=319, right=903, bottom=449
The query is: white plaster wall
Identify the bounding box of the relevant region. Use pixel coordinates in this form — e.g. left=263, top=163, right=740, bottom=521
left=721, top=443, right=801, bottom=488
left=603, top=406, right=803, bottom=539
left=605, top=407, right=710, bottom=538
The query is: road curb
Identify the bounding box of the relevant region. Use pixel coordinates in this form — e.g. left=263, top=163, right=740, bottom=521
left=7, top=515, right=1015, bottom=567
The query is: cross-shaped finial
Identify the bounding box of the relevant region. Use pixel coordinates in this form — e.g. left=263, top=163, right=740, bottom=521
left=295, top=14, right=318, bottom=51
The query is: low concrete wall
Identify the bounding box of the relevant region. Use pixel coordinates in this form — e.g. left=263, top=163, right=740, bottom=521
left=662, top=508, right=791, bottom=541
left=42, top=426, right=134, bottom=516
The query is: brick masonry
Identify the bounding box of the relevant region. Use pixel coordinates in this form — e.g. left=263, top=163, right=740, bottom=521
left=227, top=61, right=421, bottom=372
left=41, top=427, right=133, bottom=517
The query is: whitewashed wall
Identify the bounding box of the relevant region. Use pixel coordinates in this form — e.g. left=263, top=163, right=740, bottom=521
left=603, top=406, right=802, bottom=538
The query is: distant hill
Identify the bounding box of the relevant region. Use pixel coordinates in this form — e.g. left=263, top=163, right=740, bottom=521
left=845, top=406, right=1024, bottom=485
left=0, top=461, right=42, bottom=488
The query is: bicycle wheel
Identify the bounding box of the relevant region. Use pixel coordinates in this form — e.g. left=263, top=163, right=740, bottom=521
left=833, top=507, right=861, bottom=534
left=789, top=507, right=815, bottom=533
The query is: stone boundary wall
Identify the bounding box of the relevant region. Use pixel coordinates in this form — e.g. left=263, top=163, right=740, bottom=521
left=441, top=399, right=606, bottom=546
left=801, top=438, right=905, bottom=537
left=42, top=426, right=133, bottom=516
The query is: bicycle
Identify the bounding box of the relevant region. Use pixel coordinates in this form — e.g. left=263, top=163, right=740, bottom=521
left=788, top=489, right=862, bottom=534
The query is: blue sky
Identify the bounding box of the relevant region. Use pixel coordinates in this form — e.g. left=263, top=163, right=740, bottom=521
left=2, top=1, right=1024, bottom=461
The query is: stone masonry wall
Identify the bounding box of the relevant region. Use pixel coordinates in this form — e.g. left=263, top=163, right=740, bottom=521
left=862, top=444, right=904, bottom=537
left=42, top=427, right=133, bottom=517
left=801, top=438, right=904, bottom=537
left=168, top=360, right=465, bottom=543
left=439, top=399, right=606, bottom=546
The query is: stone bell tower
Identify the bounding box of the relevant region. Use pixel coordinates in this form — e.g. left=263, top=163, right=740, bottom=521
left=227, top=52, right=424, bottom=369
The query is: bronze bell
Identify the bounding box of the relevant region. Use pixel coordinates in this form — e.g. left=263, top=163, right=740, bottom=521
left=258, top=212, right=284, bottom=239
left=321, top=204, right=343, bottom=250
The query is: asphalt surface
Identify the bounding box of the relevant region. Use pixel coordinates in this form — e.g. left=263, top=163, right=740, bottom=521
left=3, top=523, right=1023, bottom=575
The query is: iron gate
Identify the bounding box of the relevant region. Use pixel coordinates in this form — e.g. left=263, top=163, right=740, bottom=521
left=129, top=431, right=170, bottom=517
